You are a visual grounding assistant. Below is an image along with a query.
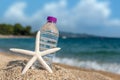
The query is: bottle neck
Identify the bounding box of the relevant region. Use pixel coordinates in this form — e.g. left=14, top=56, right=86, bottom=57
left=47, top=21, right=56, bottom=24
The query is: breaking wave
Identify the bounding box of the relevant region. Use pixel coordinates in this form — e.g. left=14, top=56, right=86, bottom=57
left=53, top=57, right=120, bottom=74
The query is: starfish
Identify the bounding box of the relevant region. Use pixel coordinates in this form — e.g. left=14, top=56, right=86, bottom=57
left=10, top=31, right=60, bottom=74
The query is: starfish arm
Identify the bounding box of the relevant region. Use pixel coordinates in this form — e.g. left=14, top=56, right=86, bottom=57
left=22, top=56, right=37, bottom=74
left=37, top=55, right=53, bottom=73
left=40, top=48, right=61, bottom=56
left=10, top=48, right=34, bottom=55
left=35, top=31, right=40, bottom=52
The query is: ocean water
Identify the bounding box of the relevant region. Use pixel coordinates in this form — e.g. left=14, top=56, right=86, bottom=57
left=0, top=38, right=120, bottom=74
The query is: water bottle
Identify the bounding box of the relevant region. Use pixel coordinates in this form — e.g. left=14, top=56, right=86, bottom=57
left=40, top=16, right=59, bottom=68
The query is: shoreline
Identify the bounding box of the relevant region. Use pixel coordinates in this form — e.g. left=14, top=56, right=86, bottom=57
left=56, top=63, right=120, bottom=80
left=0, top=52, right=120, bottom=80
left=0, top=34, right=33, bottom=38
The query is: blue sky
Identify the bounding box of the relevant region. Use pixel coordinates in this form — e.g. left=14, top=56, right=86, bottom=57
left=0, top=0, right=120, bottom=37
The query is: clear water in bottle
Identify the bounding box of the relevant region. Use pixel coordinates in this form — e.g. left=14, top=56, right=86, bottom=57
left=40, top=16, right=59, bottom=68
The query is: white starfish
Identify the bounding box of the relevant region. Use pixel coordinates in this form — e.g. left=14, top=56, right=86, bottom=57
left=10, top=31, right=60, bottom=74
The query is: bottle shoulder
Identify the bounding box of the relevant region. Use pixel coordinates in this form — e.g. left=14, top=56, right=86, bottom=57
left=40, top=23, right=59, bottom=35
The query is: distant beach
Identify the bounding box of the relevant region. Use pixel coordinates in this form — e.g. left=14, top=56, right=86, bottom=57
left=0, top=35, right=33, bottom=38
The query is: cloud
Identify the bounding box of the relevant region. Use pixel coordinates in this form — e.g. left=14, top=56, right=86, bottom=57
left=3, top=2, right=35, bottom=26
left=4, top=2, right=28, bottom=23
left=106, top=19, right=120, bottom=27
left=3, top=0, right=120, bottom=36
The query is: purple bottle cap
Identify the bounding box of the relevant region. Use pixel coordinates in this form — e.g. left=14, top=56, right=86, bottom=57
left=47, top=16, right=57, bottom=23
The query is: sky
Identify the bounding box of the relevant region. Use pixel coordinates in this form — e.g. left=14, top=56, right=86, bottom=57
left=0, top=0, right=120, bottom=37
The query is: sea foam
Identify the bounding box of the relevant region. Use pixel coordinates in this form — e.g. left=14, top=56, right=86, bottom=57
left=53, top=57, right=120, bottom=74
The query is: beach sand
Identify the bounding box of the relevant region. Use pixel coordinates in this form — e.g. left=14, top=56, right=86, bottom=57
left=0, top=35, right=32, bottom=38
left=0, top=52, right=120, bottom=80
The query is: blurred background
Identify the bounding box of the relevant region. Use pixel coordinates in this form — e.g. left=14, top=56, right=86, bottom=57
left=0, top=0, right=120, bottom=74
left=0, top=0, right=120, bottom=37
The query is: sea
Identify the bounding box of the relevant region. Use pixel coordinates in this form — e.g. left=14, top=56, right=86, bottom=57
left=0, top=37, right=120, bottom=74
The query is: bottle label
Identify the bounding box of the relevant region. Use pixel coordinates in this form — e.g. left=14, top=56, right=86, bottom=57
left=40, top=30, right=58, bottom=51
